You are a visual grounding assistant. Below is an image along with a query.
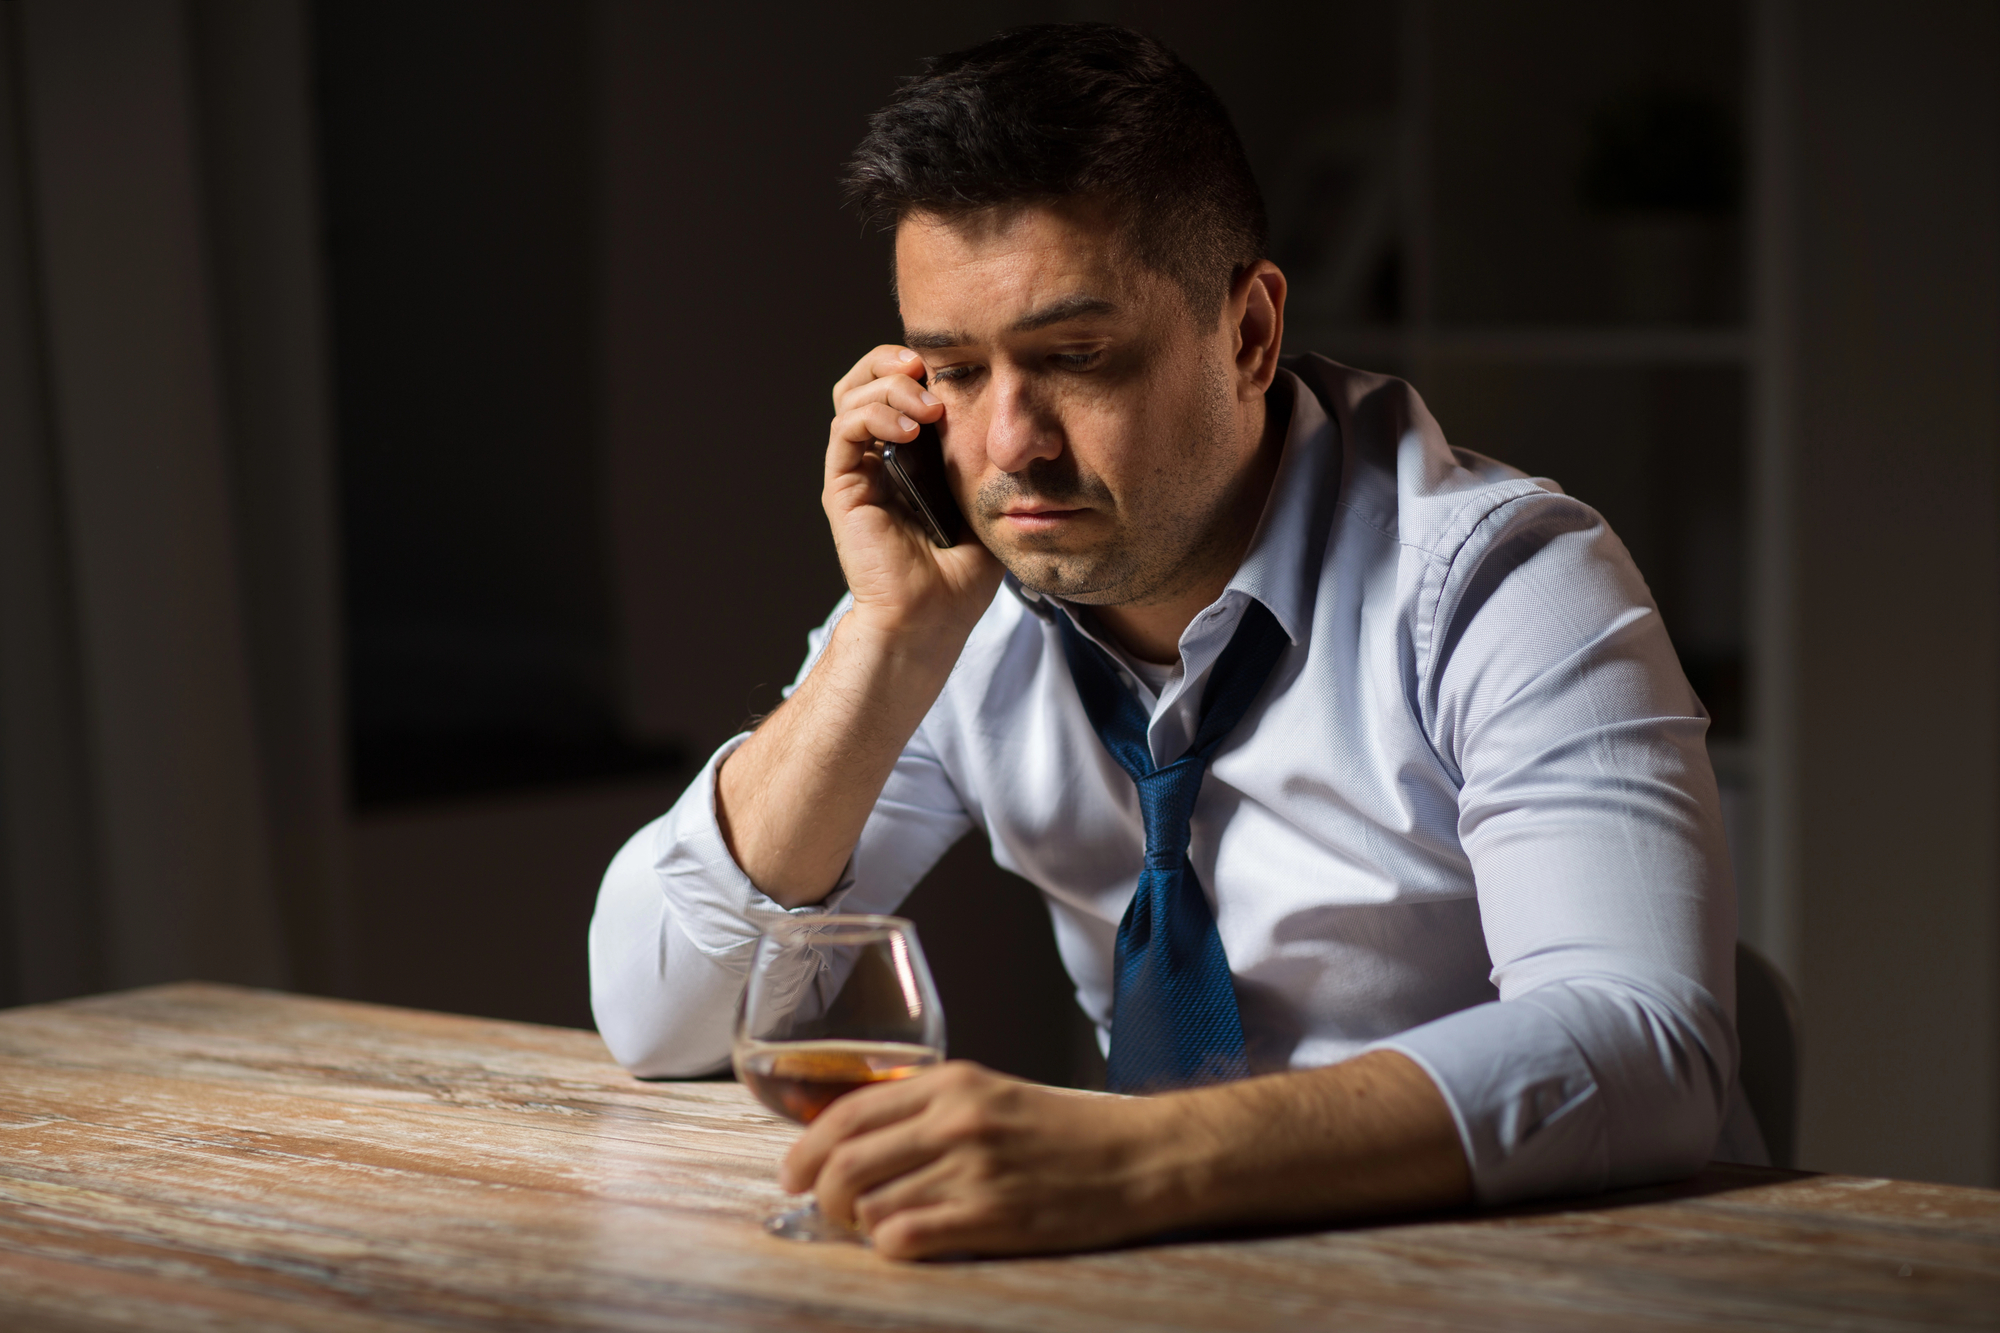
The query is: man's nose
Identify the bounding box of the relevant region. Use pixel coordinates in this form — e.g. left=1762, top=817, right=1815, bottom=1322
left=982, top=377, right=1064, bottom=474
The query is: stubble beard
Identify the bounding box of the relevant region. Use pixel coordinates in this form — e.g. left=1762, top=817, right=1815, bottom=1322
left=971, top=360, right=1246, bottom=609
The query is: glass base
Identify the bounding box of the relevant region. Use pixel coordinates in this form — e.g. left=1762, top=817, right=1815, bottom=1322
left=763, top=1201, right=868, bottom=1244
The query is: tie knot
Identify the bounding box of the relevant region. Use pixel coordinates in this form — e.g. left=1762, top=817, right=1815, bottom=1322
left=1134, top=758, right=1205, bottom=864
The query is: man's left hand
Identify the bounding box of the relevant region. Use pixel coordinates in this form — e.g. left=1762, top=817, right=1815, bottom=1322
left=780, top=1061, right=1186, bottom=1259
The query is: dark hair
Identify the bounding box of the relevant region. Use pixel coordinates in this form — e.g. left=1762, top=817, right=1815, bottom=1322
left=842, top=23, right=1268, bottom=320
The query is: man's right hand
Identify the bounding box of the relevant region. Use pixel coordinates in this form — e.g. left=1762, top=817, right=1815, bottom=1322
left=713, top=347, right=1003, bottom=908
left=824, top=345, right=1001, bottom=639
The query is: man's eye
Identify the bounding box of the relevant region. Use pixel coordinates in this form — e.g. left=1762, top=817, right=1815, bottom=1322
left=1053, top=351, right=1103, bottom=371
left=928, top=365, right=975, bottom=384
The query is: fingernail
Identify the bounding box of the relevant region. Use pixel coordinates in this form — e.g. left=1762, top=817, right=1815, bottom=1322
left=920, top=391, right=939, bottom=406
left=896, top=415, right=918, bottom=432
left=897, top=349, right=918, bottom=362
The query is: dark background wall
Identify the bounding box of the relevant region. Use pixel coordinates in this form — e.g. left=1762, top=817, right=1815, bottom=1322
left=321, top=3, right=625, bottom=807
left=0, top=0, right=1994, bottom=1178
left=1786, top=2, right=1998, bottom=1187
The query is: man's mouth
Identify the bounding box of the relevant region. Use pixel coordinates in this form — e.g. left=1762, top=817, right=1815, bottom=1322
left=976, top=463, right=1114, bottom=539
left=998, top=505, right=1089, bottom=531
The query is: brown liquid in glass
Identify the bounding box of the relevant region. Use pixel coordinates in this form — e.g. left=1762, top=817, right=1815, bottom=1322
left=737, top=1041, right=938, bottom=1123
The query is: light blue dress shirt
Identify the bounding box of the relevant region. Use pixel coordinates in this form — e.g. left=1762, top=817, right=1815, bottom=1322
left=590, top=354, right=1763, bottom=1205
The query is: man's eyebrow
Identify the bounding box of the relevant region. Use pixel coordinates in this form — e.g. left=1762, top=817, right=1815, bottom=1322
left=1010, top=294, right=1117, bottom=333
left=902, top=295, right=1120, bottom=350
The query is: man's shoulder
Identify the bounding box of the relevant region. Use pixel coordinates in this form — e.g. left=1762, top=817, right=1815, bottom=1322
left=1285, top=352, right=1579, bottom=565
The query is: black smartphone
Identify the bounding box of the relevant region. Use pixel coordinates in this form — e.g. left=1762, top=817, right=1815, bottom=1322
left=881, top=420, right=963, bottom=549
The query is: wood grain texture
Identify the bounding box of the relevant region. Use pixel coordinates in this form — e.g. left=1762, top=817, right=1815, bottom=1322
left=0, top=984, right=1993, bottom=1331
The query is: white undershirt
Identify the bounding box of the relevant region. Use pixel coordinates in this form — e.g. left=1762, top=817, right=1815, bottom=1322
left=1110, top=648, right=1181, bottom=703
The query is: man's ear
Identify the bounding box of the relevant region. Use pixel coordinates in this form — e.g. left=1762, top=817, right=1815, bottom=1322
left=1229, top=260, right=1287, bottom=399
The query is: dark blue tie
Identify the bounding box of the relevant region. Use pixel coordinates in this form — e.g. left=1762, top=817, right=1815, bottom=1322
left=1056, top=600, right=1290, bottom=1094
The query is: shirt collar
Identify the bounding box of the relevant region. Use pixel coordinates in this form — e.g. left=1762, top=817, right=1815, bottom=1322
left=1221, top=367, right=1336, bottom=646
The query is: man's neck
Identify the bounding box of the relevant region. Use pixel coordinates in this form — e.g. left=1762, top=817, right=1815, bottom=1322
left=1091, top=378, right=1292, bottom=664
left=1091, top=589, right=1226, bottom=666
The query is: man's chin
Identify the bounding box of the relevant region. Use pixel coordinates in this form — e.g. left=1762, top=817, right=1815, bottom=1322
left=991, top=551, right=1125, bottom=605
left=974, top=522, right=1128, bottom=601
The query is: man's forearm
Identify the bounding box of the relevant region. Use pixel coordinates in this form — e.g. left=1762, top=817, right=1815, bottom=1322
left=791, top=1047, right=1473, bottom=1259
left=716, top=612, right=968, bottom=907
left=1155, top=1050, right=1473, bottom=1232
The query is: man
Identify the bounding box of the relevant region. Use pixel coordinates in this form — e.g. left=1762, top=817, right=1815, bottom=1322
left=590, top=23, right=1758, bottom=1260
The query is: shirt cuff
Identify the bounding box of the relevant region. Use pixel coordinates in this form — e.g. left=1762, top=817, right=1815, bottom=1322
left=653, top=733, right=860, bottom=963
left=1369, top=997, right=1607, bottom=1206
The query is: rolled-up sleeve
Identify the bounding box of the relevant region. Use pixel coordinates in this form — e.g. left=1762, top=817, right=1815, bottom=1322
left=1374, top=489, right=1738, bottom=1204
left=589, top=597, right=977, bottom=1077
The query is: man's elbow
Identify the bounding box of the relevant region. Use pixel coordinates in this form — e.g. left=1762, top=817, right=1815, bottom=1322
left=588, top=899, right=745, bottom=1079
left=593, top=1002, right=733, bottom=1080
left=1608, top=1075, right=1728, bottom=1190
left=1599, top=1012, right=1734, bottom=1192
left=588, top=822, right=745, bottom=1079
left=1488, top=979, right=1733, bottom=1202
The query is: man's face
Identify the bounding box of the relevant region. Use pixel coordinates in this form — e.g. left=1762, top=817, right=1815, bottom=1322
left=895, top=204, right=1261, bottom=607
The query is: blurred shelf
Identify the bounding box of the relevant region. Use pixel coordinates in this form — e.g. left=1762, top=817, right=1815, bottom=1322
left=1291, top=324, right=1753, bottom=366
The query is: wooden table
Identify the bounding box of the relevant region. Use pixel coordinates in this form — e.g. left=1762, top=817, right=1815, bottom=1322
left=0, top=985, right=1994, bottom=1331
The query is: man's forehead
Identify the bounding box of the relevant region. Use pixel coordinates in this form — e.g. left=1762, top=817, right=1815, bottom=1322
left=894, top=205, right=1158, bottom=345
